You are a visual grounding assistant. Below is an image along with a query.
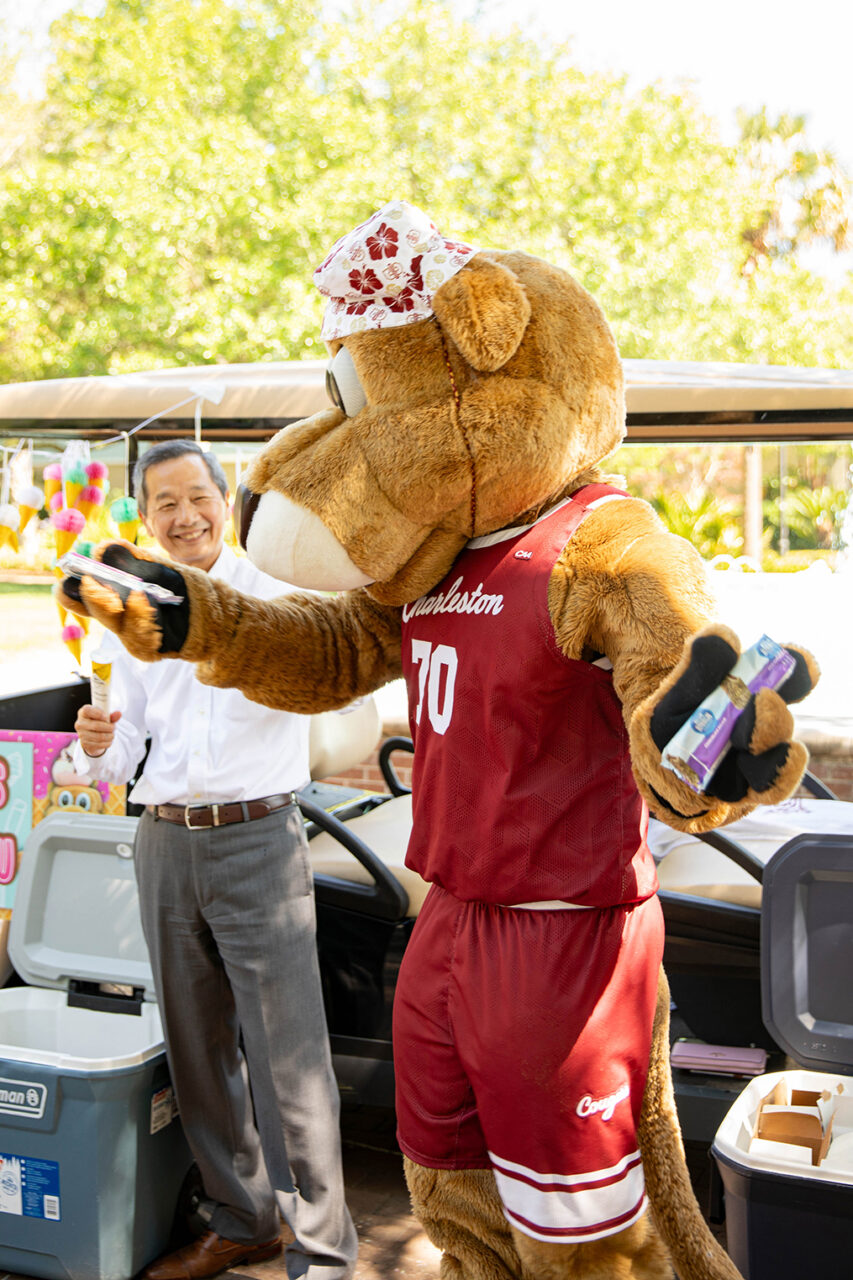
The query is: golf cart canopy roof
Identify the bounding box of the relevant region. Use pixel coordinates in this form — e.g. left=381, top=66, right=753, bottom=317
left=0, top=358, right=852, bottom=443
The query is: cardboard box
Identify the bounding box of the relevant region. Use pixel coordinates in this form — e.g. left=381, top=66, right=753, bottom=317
left=749, top=1078, right=841, bottom=1167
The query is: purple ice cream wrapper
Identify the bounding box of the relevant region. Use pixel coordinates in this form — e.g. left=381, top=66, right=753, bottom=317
left=661, top=635, right=796, bottom=793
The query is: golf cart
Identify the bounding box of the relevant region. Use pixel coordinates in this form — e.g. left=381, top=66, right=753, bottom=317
left=1, top=356, right=853, bottom=1149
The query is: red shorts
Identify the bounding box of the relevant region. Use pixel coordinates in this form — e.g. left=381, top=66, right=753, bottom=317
left=393, top=886, right=664, bottom=1244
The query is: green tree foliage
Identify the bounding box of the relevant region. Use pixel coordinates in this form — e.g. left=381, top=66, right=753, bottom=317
left=650, top=488, right=743, bottom=560
left=1, top=0, right=852, bottom=381
left=774, top=483, right=849, bottom=550
left=738, top=108, right=852, bottom=268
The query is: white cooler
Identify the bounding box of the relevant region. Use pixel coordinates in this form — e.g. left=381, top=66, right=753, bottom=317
left=0, top=812, right=194, bottom=1280
left=711, top=831, right=853, bottom=1280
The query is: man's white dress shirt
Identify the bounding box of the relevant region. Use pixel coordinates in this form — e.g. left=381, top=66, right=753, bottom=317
left=73, top=545, right=311, bottom=805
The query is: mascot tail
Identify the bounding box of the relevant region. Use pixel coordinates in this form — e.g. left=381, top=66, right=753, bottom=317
left=639, top=969, right=745, bottom=1280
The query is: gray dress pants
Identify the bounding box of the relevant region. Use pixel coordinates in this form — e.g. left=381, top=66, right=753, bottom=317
left=134, top=805, right=357, bottom=1280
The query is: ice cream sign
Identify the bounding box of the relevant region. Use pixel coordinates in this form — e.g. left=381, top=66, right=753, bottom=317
left=0, top=755, right=17, bottom=886
left=0, top=742, right=31, bottom=904
left=0, top=732, right=125, bottom=915
left=0, top=836, right=14, bottom=887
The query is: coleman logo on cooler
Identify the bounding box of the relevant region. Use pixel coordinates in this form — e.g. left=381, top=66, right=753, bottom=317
left=576, top=1081, right=630, bottom=1121
left=0, top=1077, right=48, bottom=1119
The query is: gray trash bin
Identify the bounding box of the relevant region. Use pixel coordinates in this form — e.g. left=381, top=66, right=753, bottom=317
left=711, top=833, right=853, bottom=1280
left=0, top=812, right=194, bottom=1280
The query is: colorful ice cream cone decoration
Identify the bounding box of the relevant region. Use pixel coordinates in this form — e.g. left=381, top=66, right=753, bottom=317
left=16, top=484, right=44, bottom=533
left=63, top=462, right=87, bottom=510
left=19, top=506, right=40, bottom=534
left=43, top=462, right=63, bottom=504
left=55, top=530, right=79, bottom=558
left=76, top=484, right=104, bottom=521
left=0, top=503, right=19, bottom=552
left=85, top=460, right=109, bottom=494
left=62, top=623, right=85, bottom=666
left=52, top=507, right=86, bottom=558
left=60, top=549, right=92, bottom=633
left=110, top=495, right=140, bottom=543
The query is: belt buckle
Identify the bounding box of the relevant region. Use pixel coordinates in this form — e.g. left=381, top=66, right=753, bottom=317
left=184, top=804, right=219, bottom=829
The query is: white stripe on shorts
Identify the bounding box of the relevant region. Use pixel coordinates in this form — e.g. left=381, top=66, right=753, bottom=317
left=489, top=1148, right=647, bottom=1243
left=505, top=900, right=595, bottom=910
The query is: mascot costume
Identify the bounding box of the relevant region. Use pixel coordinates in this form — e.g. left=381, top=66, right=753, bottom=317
left=61, top=202, right=818, bottom=1280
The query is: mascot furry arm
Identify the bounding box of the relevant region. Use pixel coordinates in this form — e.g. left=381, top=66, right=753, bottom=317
left=60, top=206, right=817, bottom=1280
left=65, top=502, right=814, bottom=833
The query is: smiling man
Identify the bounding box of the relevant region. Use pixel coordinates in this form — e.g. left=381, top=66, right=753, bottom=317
left=139, top=445, right=229, bottom=571
left=71, top=440, right=357, bottom=1280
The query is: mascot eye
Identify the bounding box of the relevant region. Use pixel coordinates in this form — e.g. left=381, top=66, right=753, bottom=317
left=77, top=792, right=93, bottom=810
left=57, top=789, right=74, bottom=807
left=325, top=346, right=367, bottom=418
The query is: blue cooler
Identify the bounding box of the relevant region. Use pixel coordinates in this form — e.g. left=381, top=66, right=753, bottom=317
left=0, top=813, right=194, bottom=1280
left=712, top=833, right=853, bottom=1280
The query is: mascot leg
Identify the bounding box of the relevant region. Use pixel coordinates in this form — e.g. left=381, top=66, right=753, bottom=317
left=405, top=1157, right=671, bottom=1280
left=404, top=1159, right=523, bottom=1280
left=638, top=968, right=743, bottom=1280
left=509, top=1215, right=671, bottom=1280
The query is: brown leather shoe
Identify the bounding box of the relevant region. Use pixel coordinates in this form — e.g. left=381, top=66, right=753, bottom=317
left=140, top=1229, right=282, bottom=1280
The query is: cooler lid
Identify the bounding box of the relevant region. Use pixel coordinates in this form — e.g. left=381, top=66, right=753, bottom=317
left=761, top=833, right=853, bottom=1074
left=9, top=812, right=157, bottom=1003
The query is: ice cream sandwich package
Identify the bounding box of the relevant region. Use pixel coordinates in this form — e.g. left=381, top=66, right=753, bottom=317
left=661, top=635, right=796, bottom=793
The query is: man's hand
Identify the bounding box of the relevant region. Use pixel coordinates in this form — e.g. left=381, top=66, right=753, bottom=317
left=56, top=541, right=190, bottom=659
left=75, top=704, right=122, bottom=758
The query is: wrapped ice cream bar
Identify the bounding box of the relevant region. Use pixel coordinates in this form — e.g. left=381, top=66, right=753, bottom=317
left=661, top=635, right=796, bottom=793
left=91, top=660, right=112, bottom=714
left=59, top=550, right=184, bottom=604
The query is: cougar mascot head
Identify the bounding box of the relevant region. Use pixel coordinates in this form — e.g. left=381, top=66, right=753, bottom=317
left=61, top=201, right=817, bottom=1280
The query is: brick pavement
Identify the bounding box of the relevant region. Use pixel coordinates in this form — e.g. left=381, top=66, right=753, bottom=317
left=0, top=1105, right=725, bottom=1280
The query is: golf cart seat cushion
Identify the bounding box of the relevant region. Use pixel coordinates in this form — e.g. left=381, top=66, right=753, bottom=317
left=306, top=794, right=430, bottom=915
left=308, top=795, right=853, bottom=919
left=650, top=797, right=853, bottom=910
left=308, top=696, right=382, bottom=782
left=654, top=845, right=764, bottom=908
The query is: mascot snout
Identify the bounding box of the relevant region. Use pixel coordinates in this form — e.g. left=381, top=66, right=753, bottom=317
left=235, top=480, right=374, bottom=591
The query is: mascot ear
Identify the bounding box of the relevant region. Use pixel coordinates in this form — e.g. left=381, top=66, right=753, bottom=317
left=432, top=254, right=531, bottom=372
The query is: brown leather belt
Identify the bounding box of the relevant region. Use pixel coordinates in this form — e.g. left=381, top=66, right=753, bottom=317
left=147, top=792, right=298, bottom=829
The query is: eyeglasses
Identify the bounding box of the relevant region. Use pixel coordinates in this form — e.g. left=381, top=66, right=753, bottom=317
left=325, top=346, right=367, bottom=419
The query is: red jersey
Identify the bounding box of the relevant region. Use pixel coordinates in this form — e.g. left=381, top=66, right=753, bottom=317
left=400, top=485, right=657, bottom=908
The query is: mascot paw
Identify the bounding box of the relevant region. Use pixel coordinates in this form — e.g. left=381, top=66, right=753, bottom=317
left=56, top=541, right=190, bottom=659
left=633, top=625, right=819, bottom=826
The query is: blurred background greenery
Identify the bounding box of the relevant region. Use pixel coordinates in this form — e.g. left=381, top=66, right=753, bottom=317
left=0, top=0, right=851, bottom=588
left=1, top=0, right=851, bottom=382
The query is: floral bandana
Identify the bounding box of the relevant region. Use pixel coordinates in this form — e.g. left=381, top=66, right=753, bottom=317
left=314, top=200, right=477, bottom=342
